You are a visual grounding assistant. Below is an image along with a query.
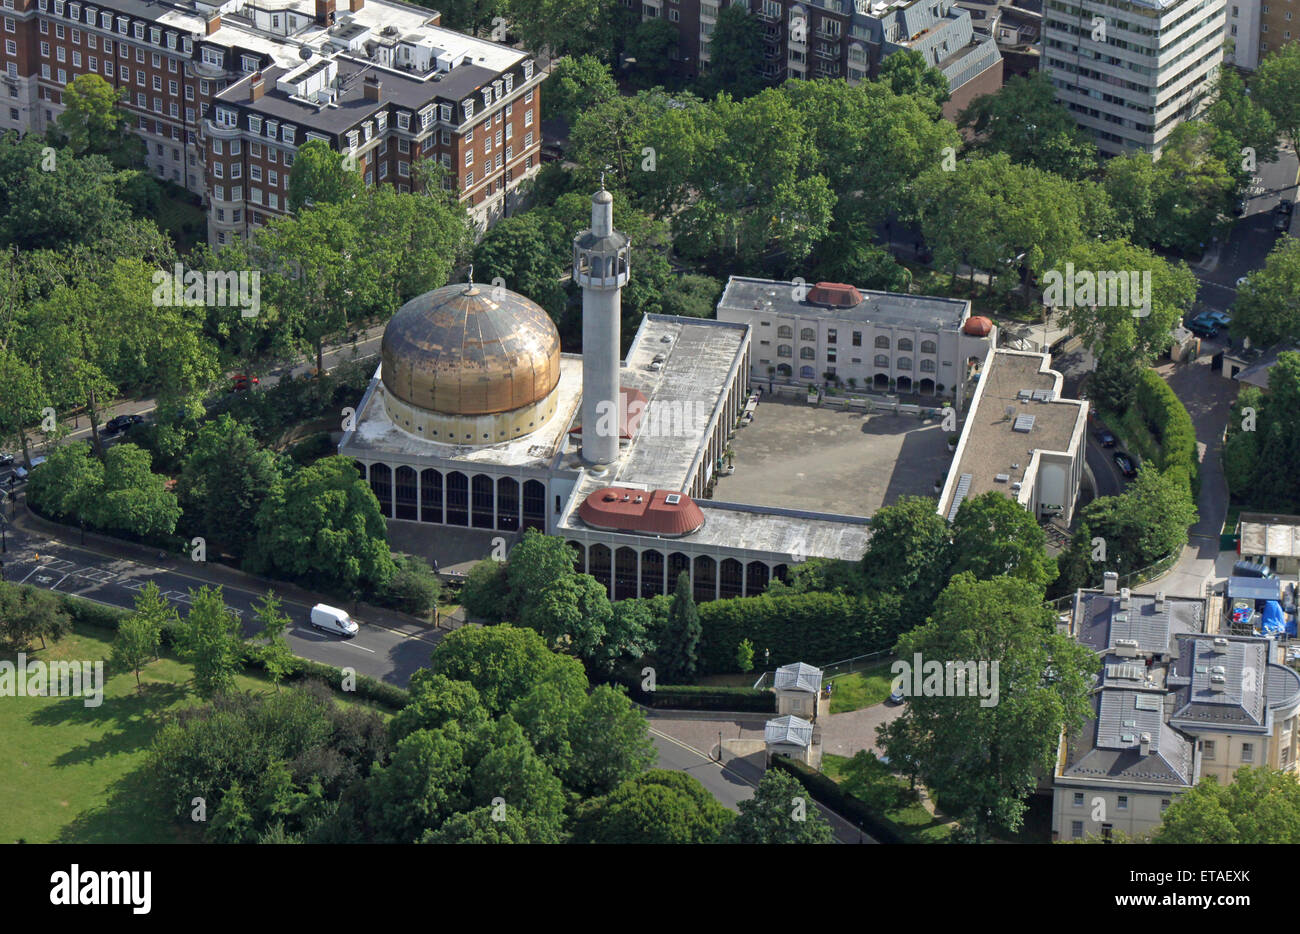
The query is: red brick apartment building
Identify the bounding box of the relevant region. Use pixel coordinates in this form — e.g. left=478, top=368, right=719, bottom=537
left=629, top=0, right=1003, bottom=120
left=0, top=0, right=544, bottom=245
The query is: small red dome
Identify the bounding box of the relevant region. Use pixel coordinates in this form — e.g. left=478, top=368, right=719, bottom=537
left=963, top=316, right=994, bottom=336
left=578, top=488, right=705, bottom=537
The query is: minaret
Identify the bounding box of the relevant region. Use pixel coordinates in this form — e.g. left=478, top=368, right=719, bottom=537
left=574, top=185, right=630, bottom=466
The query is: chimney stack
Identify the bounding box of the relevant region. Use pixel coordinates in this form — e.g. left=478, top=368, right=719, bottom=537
left=1139, top=732, right=1151, bottom=756
left=315, top=0, right=336, bottom=25
left=250, top=72, right=265, bottom=102
left=1103, top=571, right=1118, bottom=596
left=205, top=14, right=221, bottom=35
left=350, top=0, right=365, bottom=10
left=364, top=74, right=382, bottom=101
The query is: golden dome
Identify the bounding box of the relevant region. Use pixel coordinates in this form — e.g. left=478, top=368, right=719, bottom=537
left=381, top=282, right=561, bottom=417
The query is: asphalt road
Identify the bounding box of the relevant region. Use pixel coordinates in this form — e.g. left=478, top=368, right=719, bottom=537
left=0, top=514, right=439, bottom=686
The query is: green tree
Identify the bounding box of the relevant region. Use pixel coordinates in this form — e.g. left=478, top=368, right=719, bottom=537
left=209, top=780, right=256, bottom=844
left=878, top=573, right=1097, bottom=839
left=0, top=583, right=70, bottom=650
left=468, top=716, right=567, bottom=838
left=521, top=572, right=613, bottom=659
left=1253, top=42, right=1300, bottom=149
left=470, top=211, right=570, bottom=323
left=697, top=4, right=766, bottom=100
left=504, top=529, right=579, bottom=618
left=858, top=495, right=952, bottom=608
left=563, top=685, right=655, bottom=796
left=1203, top=66, right=1278, bottom=167
left=430, top=623, right=585, bottom=715
left=572, top=770, right=734, bottom=843
left=658, top=571, right=701, bottom=682
left=505, top=0, right=627, bottom=60
left=420, top=805, right=552, bottom=843
left=366, top=727, right=471, bottom=843
left=1089, top=346, right=1141, bottom=412
left=380, top=553, right=442, bottom=616
left=950, top=491, right=1058, bottom=590
left=392, top=671, right=491, bottom=744
left=878, top=49, right=950, bottom=111
left=286, top=139, right=365, bottom=213
left=0, top=136, right=131, bottom=251
left=112, top=616, right=162, bottom=691
left=126, top=581, right=180, bottom=646
left=736, top=638, right=755, bottom=673
left=91, top=443, right=182, bottom=540
left=178, top=416, right=284, bottom=560
left=543, top=55, right=619, bottom=124
left=1154, top=767, right=1300, bottom=843
left=52, top=74, right=140, bottom=165
left=725, top=768, right=834, bottom=844
left=1145, top=122, right=1238, bottom=254
left=958, top=73, right=1098, bottom=180
left=252, top=591, right=295, bottom=691
left=180, top=585, right=245, bottom=699
left=625, top=18, right=682, bottom=90
left=1249, top=353, right=1300, bottom=512
left=246, top=456, right=397, bottom=596
left=459, top=559, right=511, bottom=621
left=1234, top=238, right=1300, bottom=347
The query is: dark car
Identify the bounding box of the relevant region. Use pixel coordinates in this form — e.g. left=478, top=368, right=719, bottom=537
left=1232, top=559, right=1276, bottom=579
left=1095, top=428, right=1117, bottom=448
left=1187, top=317, right=1219, bottom=339
left=1113, top=451, right=1137, bottom=478
left=103, top=413, right=144, bottom=435
left=1276, top=201, right=1294, bottom=233
left=0, top=452, right=12, bottom=468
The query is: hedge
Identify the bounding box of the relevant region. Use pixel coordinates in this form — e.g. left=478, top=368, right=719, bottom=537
left=769, top=755, right=907, bottom=844
left=620, top=681, right=776, bottom=713
left=1134, top=368, right=1199, bottom=498
left=696, top=590, right=905, bottom=675
left=48, top=588, right=410, bottom=710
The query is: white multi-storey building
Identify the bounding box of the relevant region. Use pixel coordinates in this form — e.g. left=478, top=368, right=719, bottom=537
left=1040, top=0, right=1227, bottom=156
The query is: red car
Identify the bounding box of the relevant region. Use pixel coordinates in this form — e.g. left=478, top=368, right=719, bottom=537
left=230, top=374, right=260, bottom=391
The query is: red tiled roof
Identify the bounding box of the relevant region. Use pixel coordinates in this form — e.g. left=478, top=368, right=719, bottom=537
left=578, top=487, right=705, bottom=537
left=807, top=282, right=863, bottom=307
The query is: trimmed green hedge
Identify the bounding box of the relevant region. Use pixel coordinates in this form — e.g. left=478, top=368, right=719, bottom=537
left=53, top=589, right=409, bottom=710
left=769, top=755, right=906, bottom=844
left=634, top=683, right=775, bottom=712
left=696, top=591, right=904, bottom=675
left=1134, top=368, right=1199, bottom=498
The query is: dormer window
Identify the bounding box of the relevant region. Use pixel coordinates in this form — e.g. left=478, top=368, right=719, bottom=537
left=438, top=103, right=450, bottom=123
left=481, top=88, right=491, bottom=108
left=265, top=119, right=278, bottom=139
left=281, top=125, right=295, bottom=144
left=116, top=15, right=127, bottom=34
left=503, top=73, right=513, bottom=93
left=241, top=54, right=258, bottom=73
left=133, top=22, right=143, bottom=40
left=150, top=26, right=159, bottom=44
left=522, top=59, right=533, bottom=80
left=249, top=115, right=262, bottom=133
left=462, top=99, right=474, bottom=120
left=375, top=112, right=387, bottom=131
left=397, top=111, right=410, bottom=130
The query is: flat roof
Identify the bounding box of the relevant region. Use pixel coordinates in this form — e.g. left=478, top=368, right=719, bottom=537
left=1239, top=513, right=1300, bottom=559
left=718, top=276, right=970, bottom=331
left=940, top=349, right=1087, bottom=517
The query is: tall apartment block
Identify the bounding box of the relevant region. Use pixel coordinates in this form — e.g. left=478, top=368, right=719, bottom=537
left=1040, top=0, right=1226, bottom=156
left=0, top=0, right=544, bottom=247
left=1231, top=0, right=1299, bottom=67
left=629, top=0, right=1004, bottom=120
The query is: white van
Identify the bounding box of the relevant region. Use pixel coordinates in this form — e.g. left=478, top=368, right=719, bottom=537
left=310, top=604, right=359, bottom=637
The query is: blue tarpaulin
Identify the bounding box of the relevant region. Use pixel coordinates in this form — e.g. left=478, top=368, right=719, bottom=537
left=1261, top=600, right=1295, bottom=636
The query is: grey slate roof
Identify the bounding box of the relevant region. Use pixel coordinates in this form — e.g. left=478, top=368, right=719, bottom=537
left=1071, top=590, right=1203, bottom=656
left=1061, top=693, right=1196, bottom=787
left=774, top=662, right=824, bottom=694
left=765, top=715, right=814, bottom=748
left=1168, top=634, right=1268, bottom=730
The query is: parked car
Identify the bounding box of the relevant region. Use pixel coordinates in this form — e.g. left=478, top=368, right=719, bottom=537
left=1204, top=310, right=1232, bottom=328
left=1113, top=451, right=1137, bottom=478
left=1275, top=201, right=1294, bottom=233
left=13, top=455, right=46, bottom=482
left=1187, top=314, right=1219, bottom=338
left=230, top=374, right=260, bottom=392
left=1232, top=559, right=1276, bottom=579
left=310, top=603, right=359, bottom=637
left=1234, top=196, right=1248, bottom=216
left=0, top=452, right=12, bottom=468
left=1095, top=428, right=1117, bottom=447
left=104, top=413, right=144, bottom=435
left=888, top=686, right=906, bottom=705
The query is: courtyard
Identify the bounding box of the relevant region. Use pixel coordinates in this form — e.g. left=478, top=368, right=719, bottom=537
left=712, top=397, right=955, bottom=518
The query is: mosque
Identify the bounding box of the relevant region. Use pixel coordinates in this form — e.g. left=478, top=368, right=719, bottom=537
left=338, top=188, right=874, bottom=603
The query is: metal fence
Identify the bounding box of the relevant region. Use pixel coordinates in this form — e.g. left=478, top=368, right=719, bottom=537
left=751, top=649, right=895, bottom=689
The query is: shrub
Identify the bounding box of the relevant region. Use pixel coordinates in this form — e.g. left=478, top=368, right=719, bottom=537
left=378, top=553, right=441, bottom=616
left=768, top=755, right=906, bottom=844
left=1133, top=368, right=1199, bottom=498
left=628, top=683, right=775, bottom=713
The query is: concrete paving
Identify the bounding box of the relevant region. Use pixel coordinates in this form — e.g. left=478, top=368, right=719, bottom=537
left=713, top=397, right=954, bottom=518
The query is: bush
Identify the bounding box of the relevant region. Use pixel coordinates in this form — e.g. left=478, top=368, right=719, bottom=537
left=377, top=553, right=441, bottom=616
left=622, top=682, right=776, bottom=713
left=287, top=431, right=335, bottom=465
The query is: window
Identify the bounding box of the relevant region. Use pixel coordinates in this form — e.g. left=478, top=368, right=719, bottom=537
left=465, top=149, right=473, bottom=166
left=1202, top=740, right=1216, bottom=760
left=920, top=339, right=937, bottom=354
left=465, top=171, right=473, bottom=187
left=135, top=47, right=143, bottom=63
left=852, top=330, right=862, bottom=346
left=800, top=347, right=815, bottom=360
left=827, top=328, right=837, bottom=344
left=1241, top=742, right=1254, bottom=763
left=397, top=111, right=409, bottom=130
left=800, top=327, right=815, bottom=341
left=398, top=138, right=410, bottom=153
left=875, top=354, right=889, bottom=368
left=777, top=325, right=793, bottom=339
left=56, top=46, right=65, bottom=62
left=1072, top=793, right=1084, bottom=807
left=524, top=108, right=533, bottom=127
left=777, top=345, right=792, bottom=358
left=1160, top=799, right=1170, bottom=812
left=268, top=170, right=278, bottom=187
left=898, top=338, right=914, bottom=352
left=268, top=148, right=277, bottom=164
left=250, top=164, right=262, bottom=181
left=1117, top=796, right=1128, bottom=810
left=896, top=357, right=912, bottom=370
left=1070, top=821, right=1083, bottom=840
left=153, top=75, right=161, bottom=90
left=875, top=335, right=890, bottom=349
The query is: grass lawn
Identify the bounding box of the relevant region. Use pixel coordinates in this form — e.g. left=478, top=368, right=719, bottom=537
left=0, top=623, right=379, bottom=844
left=826, top=659, right=896, bottom=714
left=820, top=752, right=956, bottom=843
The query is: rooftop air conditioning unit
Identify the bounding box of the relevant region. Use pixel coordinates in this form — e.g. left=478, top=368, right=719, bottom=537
left=1114, top=638, right=1140, bottom=658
